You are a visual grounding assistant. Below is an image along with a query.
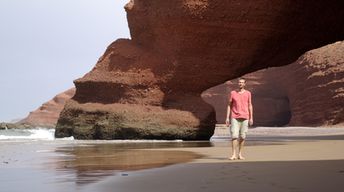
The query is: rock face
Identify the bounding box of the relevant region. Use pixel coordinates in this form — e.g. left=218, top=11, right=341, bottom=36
left=0, top=122, right=32, bottom=129
left=55, top=0, right=344, bottom=140
left=19, top=88, right=75, bottom=128
left=281, top=42, right=344, bottom=126
left=202, top=41, right=344, bottom=127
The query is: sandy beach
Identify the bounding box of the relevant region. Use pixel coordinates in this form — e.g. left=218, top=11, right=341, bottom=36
left=85, top=136, right=344, bottom=192
left=1, top=126, right=344, bottom=192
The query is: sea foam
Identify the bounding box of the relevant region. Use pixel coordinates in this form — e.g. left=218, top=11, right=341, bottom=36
left=0, top=128, right=56, bottom=140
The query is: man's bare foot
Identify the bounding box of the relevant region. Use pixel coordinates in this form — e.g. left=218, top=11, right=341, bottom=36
left=238, top=155, right=245, bottom=160
left=229, top=155, right=237, bottom=160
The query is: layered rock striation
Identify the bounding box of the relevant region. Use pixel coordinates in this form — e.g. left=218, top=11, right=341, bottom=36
left=56, top=0, right=344, bottom=139
left=281, top=42, right=344, bottom=126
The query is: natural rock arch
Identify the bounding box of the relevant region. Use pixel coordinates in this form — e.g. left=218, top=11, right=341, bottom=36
left=55, top=0, right=344, bottom=140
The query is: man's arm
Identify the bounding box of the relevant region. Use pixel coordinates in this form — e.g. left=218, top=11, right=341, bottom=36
left=225, top=93, right=232, bottom=126
left=248, top=93, right=253, bottom=126
left=225, top=104, right=231, bottom=125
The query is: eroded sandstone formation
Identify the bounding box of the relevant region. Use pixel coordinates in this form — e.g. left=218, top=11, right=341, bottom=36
left=19, top=88, right=75, bottom=128
left=281, top=41, right=344, bottom=126
left=203, top=41, right=344, bottom=127
left=55, top=0, right=344, bottom=139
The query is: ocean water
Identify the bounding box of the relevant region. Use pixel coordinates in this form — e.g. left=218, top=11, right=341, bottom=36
left=0, top=128, right=187, bottom=142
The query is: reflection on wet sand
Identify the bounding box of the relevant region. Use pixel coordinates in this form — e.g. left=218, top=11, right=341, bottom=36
left=52, top=142, right=210, bottom=185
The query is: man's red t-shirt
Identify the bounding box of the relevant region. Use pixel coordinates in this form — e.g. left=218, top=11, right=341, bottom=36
left=229, top=90, right=252, bottom=120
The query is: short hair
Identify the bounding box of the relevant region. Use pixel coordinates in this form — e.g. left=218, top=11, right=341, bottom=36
left=238, top=77, right=246, bottom=82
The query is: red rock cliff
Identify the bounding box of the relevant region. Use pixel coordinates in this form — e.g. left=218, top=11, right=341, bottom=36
left=20, top=88, right=75, bottom=128
left=281, top=41, right=344, bottom=126
left=55, top=0, right=344, bottom=139
left=202, top=41, right=344, bottom=127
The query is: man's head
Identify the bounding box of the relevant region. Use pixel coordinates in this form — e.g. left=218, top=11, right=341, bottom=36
left=238, top=77, right=246, bottom=89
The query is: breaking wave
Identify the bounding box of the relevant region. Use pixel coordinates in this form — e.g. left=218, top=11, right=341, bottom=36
left=0, top=128, right=56, bottom=140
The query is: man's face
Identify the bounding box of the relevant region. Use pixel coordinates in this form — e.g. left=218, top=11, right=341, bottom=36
left=238, top=79, right=246, bottom=89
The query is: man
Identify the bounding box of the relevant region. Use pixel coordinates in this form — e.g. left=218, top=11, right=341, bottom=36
left=225, top=77, right=253, bottom=160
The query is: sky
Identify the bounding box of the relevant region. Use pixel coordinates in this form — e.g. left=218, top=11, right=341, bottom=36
left=0, top=0, right=130, bottom=122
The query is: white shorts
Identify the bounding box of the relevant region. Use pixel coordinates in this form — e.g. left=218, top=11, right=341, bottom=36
left=230, top=118, right=248, bottom=139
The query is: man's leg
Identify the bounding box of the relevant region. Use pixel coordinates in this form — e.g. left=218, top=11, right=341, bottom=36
left=230, top=139, right=238, bottom=160
left=238, top=138, right=245, bottom=160
left=238, top=119, right=249, bottom=160
left=229, top=118, right=239, bottom=160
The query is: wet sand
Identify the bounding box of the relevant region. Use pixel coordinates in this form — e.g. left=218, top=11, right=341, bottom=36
left=0, top=140, right=212, bottom=192
left=85, top=138, right=344, bottom=192
left=91, top=159, right=344, bottom=192
left=1, top=126, right=344, bottom=191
